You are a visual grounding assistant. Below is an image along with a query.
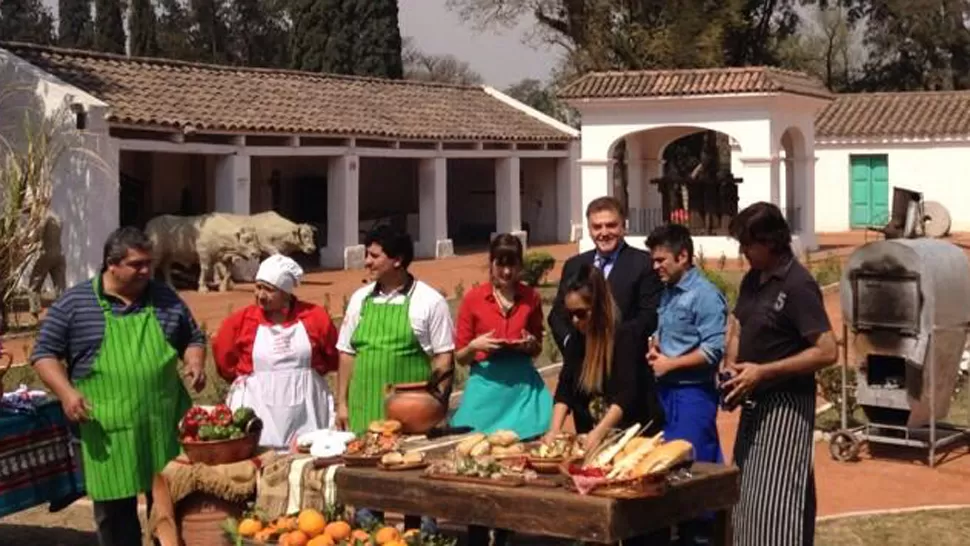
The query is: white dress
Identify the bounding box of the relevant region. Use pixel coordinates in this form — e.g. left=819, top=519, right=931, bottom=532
left=226, top=320, right=334, bottom=449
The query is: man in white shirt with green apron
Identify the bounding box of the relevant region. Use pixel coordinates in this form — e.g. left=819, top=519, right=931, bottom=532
left=336, top=224, right=454, bottom=531
left=32, top=227, right=207, bottom=546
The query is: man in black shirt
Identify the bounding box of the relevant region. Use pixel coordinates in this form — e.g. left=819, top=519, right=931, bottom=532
left=721, top=202, right=838, bottom=546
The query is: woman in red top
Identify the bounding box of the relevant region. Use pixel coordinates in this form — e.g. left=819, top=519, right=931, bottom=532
left=212, top=255, right=338, bottom=449
left=450, top=234, right=552, bottom=440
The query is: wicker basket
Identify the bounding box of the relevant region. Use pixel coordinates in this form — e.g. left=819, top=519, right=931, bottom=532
left=181, top=418, right=263, bottom=466
left=559, top=458, right=669, bottom=499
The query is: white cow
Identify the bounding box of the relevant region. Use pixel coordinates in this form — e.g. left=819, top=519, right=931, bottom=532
left=145, top=213, right=262, bottom=293
left=216, top=211, right=317, bottom=257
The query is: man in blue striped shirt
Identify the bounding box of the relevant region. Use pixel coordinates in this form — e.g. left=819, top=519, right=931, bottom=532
left=31, top=226, right=207, bottom=546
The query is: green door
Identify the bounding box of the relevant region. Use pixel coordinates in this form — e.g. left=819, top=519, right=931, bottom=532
left=849, top=155, right=889, bottom=228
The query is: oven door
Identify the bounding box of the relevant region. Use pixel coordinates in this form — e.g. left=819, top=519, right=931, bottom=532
left=850, top=271, right=921, bottom=336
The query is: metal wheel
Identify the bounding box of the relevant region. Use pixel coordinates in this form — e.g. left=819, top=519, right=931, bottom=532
left=829, top=430, right=861, bottom=462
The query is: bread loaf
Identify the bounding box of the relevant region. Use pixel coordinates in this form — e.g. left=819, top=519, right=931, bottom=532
left=492, top=443, right=525, bottom=456
left=381, top=452, right=404, bottom=465
left=631, top=440, right=694, bottom=478
left=402, top=451, right=425, bottom=464
left=469, top=439, right=492, bottom=457
left=456, top=433, right=486, bottom=456
left=487, top=430, right=520, bottom=447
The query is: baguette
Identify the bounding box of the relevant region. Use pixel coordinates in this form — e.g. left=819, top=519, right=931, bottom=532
left=607, top=433, right=664, bottom=480
left=381, top=452, right=404, bottom=465
left=456, top=433, right=487, bottom=456
left=593, top=424, right=642, bottom=468
left=492, top=443, right=525, bottom=456
left=631, top=440, right=694, bottom=478
left=402, top=451, right=425, bottom=464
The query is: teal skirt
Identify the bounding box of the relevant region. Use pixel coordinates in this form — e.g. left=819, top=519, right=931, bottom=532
left=450, top=352, right=553, bottom=441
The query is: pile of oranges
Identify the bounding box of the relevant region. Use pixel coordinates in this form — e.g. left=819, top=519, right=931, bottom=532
left=236, top=508, right=414, bottom=546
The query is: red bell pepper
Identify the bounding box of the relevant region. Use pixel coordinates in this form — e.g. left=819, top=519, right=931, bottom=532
left=210, top=404, right=233, bottom=427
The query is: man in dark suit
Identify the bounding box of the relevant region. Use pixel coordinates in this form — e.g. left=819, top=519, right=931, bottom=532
left=548, top=196, right=664, bottom=353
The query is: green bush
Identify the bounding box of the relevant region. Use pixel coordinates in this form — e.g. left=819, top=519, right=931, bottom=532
left=521, top=251, right=556, bottom=286
left=810, top=255, right=843, bottom=287
left=817, top=363, right=858, bottom=425
left=699, top=266, right=739, bottom=308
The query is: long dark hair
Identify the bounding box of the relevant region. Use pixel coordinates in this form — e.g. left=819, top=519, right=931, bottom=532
left=564, top=263, right=620, bottom=393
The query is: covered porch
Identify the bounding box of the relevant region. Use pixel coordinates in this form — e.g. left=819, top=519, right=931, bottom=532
left=560, top=67, right=834, bottom=259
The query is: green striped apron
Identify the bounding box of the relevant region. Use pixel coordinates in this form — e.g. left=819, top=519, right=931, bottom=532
left=74, top=277, right=190, bottom=501
left=348, top=292, right=430, bottom=435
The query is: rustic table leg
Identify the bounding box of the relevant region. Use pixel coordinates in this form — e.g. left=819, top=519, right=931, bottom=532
left=713, top=508, right=733, bottom=546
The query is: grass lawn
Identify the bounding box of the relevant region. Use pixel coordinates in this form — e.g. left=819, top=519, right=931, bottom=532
left=816, top=508, right=970, bottom=546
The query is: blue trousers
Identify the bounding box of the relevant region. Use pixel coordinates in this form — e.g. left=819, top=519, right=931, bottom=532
left=658, top=382, right=722, bottom=546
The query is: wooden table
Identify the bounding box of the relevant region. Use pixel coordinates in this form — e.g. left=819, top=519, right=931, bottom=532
left=334, top=462, right=740, bottom=545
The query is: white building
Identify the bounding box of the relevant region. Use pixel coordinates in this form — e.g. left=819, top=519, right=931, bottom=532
left=562, top=67, right=970, bottom=257
left=0, top=43, right=582, bottom=287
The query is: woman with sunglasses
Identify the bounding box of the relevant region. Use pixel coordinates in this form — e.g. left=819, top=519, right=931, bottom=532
left=545, top=263, right=665, bottom=451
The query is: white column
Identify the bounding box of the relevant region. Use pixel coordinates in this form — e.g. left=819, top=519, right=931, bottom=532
left=214, top=154, right=251, bottom=214
left=578, top=158, right=615, bottom=253
left=494, top=156, right=526, bottom=247
left=417, top=157, right=453, bottom=259
left=322, top=154, right=364, bottom=269
left=794, top=156, right=818, bottom=251
left=556, top=141, right=582, bottom=243
left=738, top=157, right=780, bottom=211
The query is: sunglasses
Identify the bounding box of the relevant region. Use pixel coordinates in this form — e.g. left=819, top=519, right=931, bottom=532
left=567, top=308, right=590, bottom=320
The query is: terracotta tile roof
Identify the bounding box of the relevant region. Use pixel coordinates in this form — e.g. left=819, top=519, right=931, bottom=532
left=816, top=91, right=970, bottom=140
left=1, top=42, right=573, bottom=141
left=560, top=66, right=833, bottom=100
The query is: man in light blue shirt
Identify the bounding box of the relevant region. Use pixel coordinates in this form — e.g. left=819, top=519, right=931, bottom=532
left=646, top=223, right=727, bottom=546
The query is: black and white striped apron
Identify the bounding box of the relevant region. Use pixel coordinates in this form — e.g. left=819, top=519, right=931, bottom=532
left=731, top=390, right=816, bottom=546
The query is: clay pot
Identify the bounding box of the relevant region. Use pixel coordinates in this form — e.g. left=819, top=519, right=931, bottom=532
left=176, top=492, right=244, bottom=546
left=384, top=381, right=448, bottom=435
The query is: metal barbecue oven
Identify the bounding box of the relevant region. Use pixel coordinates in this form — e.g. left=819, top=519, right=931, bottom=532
left=832, top=238, right=970, bottom=466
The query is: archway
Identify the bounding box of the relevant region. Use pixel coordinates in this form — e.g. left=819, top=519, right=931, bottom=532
left=779, top=126, right=810, bottom=234
left=607, top=126, right=744, bottom=237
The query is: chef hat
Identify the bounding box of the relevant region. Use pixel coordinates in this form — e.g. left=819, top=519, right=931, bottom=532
left=255, top=254, right=304, bottom=294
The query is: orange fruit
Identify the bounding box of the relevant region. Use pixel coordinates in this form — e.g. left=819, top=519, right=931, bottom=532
left=277, top=516, right=298, bottom=532
left=402, top=529, right=419, bottom=539
left=288, top=530, right=310, bottom=546
left=325, top=521, right=352, bottom=541
left=298, top=509, right=327, bottom=537
left=308, top=535, right=336, bottom=546
left=351, top=529, right=373, bottom=545
left=374, top=526, right=400, bottom=544
left=385, top=541, right=408, bottom=546
left=238, top=517, right=263, bottom=537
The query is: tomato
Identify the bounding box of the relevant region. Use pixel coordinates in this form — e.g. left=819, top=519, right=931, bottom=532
left=210, top=404, right=233, bottom=427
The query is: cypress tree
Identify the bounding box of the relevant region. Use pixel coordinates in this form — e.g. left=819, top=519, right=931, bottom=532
left=189, top=0, right=230, bottom=63
left=290, top=0, right=354, bottom=74
left=350, top=0, right=402, bottom=78
left=58, top=0, right=94, bottom=48
left=129, top=0, right=160, bottom=56
left=94, top=0, right=126, bottom=53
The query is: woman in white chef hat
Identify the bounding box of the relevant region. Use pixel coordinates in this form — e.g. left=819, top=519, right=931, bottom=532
left=212, top=254, right=340, bottom=449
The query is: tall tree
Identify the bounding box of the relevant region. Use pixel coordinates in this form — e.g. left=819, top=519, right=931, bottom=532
left=228, top=0, right=290, bottom=67
left=0, top=0, right=55, bottom=44
left=777, top=4, right=865, bottom=92
left=351, top=0, right=404, bottom=78
left=58, top=0, right=94, bottom=48
left=189, top=0, right=230, bottom=63
left=403, top=37, right=483, bottom=84
left=129, top=0, right=160, bottom=56
left=503, top=78, right=567, bottom=120
left=156, top=0, right=195, bottom=61
left=814, top=0, right=970, bottom=91
left=93, top=0, right=126, bottom=53
left=290, top=0, right=355, bottom=73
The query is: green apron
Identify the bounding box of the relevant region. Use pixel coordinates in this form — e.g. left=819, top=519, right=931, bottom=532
left=75, top=277, right=190, bottom=501
left=348, top=292, right=430, bottom=435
